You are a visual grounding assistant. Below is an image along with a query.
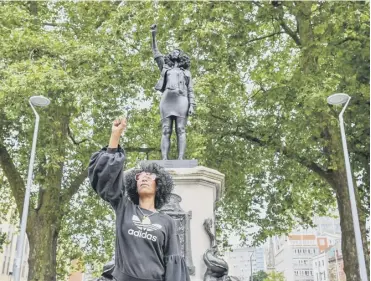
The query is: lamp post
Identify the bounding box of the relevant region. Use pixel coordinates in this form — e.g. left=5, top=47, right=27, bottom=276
left=13, top=96, right=50, bottom=281
left=249, top=251, right=254, bottom=281
left=327, top=93, right=368, bottom=281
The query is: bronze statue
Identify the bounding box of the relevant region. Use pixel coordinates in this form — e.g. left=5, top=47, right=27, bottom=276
left=203, top=219, right=240, bottom=281
left=151, top=24, right=196, bottom=160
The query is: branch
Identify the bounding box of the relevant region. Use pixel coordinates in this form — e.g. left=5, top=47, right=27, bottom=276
left=67, top=126, right=88, bottom=145
left=124, top=147, right=161, bottom=153
left=125, top=147, right=161, bottom=161
left=43, top=22, right=59, bottom=27
left=61, top=167, right=89, bottom=205
left=209, top=113, right=228, bottom=122
left=276, top=6, right=302, bottom=46
left=230, top=129, right=266, bottom=147
left=213, top=122, right=334, bottom=185
left=279, top=19, right=302, bottom=46
left=332, top=37, right=362, bottom=46
left=281, top=146, right=335, bottom=186
left=243, top=31, right=285, bottom=45
left=128, top=43, right=140, bottom=53
left=35, top=188, right=46, bottom=212
left=0, top=144, right=26, bottom=214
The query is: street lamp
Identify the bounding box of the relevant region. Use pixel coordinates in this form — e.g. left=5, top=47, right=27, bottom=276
left=249, top=251, right=254, bottom=281
left=13, top=96, right=50, bottom=281
left=327, top=93, right=368, bottom=281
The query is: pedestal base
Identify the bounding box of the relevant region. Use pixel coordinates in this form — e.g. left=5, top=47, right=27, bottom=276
left=144, top=163, right=225, bottom=281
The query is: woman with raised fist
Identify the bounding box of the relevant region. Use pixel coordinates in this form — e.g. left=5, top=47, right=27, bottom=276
left=88, top=118, right=190, bottom=281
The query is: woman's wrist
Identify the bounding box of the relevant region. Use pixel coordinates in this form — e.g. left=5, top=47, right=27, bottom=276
left=108, top=133, right=121, bottom=148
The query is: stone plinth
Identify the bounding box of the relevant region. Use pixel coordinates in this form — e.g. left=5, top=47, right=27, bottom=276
left=165, top=165, right=225, bottom=281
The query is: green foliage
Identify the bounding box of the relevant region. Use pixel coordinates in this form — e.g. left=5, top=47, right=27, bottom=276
left=0, top=233, right=6, bottom=252
left=250, top=270, right=268, bottom=281
left=263, top=271, right=285, bottom=281
left=0, top=1, right=369, bottom=280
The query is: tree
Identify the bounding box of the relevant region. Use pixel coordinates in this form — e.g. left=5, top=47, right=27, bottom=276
left=0, top=233, right=6, bottom=251
left=0, top=1, right=159, bottom=279
left=250, top=270, right=268, bottom=281
left=263, top=271, right=285, bottom=281
left=194, top=3, right=370, bottom=281
left=0, top=2, right=368, bottom=281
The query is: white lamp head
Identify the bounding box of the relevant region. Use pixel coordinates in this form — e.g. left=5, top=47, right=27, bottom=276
left=327, top=93, right=350, bottom=105
left=29, top=96, right=50, bottom=107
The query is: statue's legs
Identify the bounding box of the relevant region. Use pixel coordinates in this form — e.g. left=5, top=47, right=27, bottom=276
left=175, top=117, right=187, bottom=160
left=161, top=117, right=173, bottom=160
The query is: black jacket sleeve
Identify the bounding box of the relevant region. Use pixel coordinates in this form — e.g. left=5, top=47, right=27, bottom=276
left=88, top=146, right=125, bottom=209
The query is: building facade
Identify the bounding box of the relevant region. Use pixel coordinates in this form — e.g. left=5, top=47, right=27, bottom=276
left=312, top=251, right=328, bottom=281
left=312, top=217, right=341, bottom=235
left=274, top=234, right=320, bottom=281
left=0, top=212, right=29, bottom=281
left=264, top=215, right=342, bottom=281
left=311, top=235, right=342, bottom=281
left=224, top=247, right=265, bottom=281
left=271, top=231, right=342, bottom=281
left=327, top=242, right=345, bottom=281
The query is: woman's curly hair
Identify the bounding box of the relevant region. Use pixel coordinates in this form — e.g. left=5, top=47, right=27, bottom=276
left=164, top=49, right=190, bottom=69
left=124, top=162, right=174, bottom=209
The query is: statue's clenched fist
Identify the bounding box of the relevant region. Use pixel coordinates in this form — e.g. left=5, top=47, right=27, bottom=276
left=150, top=24, right=157, bottom=34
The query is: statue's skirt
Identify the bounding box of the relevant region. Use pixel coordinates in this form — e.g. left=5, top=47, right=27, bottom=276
left=160, top=89, right=188, bottom=120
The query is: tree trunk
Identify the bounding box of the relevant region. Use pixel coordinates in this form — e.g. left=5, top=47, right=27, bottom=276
left=27, top=220, right=59, bottom=281
left=332, top=169, right=369, bottom=281
left=27, top=206, right=61, bottom=281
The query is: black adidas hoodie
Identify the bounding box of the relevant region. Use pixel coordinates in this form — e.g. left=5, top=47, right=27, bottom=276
left=88, top=146, right=190, bottom=281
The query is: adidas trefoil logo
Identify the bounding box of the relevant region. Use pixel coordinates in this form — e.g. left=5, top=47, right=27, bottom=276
left=128, top=215, right=162, bottom=242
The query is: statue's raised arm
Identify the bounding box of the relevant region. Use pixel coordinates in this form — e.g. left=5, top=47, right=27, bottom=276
left=151, top=24, right=164, bottom=71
